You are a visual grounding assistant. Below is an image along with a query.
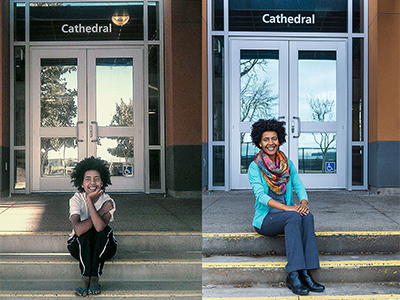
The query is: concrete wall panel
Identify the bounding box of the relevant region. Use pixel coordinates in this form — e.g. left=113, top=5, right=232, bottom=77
left=369, top=0, right=400, bottom=189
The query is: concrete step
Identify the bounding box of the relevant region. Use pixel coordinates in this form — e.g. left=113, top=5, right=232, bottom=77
left=202, top=231, right=400, bottom=255
left=202, top=253, right=400, bottom=285
left=0, top=252, right=202, bottom=281
left=0, top=231, right=201, bottom=253
left=202, top=282, right=400, bottom=299
left=0, top=280, right=201, bottom=299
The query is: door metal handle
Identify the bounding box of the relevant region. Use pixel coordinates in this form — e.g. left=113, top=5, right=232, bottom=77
left=76, top=121, right=84, bottom=143
left=90, top=121, right=99, bottom=142
left=292, top=116, right=301, bottom=138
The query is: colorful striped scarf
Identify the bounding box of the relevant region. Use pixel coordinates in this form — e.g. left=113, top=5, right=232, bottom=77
left=254, top=150, right=290, bottom=195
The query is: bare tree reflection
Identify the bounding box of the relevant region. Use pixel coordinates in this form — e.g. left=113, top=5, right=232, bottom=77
left=308, top=95, right=336, bottom=172
left=240, top=59, right=278, bottom=122
left=240, top=57, right=278, bottom=172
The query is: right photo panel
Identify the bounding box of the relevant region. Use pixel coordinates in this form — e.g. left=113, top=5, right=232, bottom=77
left=203, top=0, right=400, bottom=299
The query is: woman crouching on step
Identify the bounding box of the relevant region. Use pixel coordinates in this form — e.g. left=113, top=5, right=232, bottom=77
left=67, top=156, right=117, bottom=297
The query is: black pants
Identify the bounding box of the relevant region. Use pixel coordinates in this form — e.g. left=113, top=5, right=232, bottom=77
left=67, top=226, right=117, bottom=277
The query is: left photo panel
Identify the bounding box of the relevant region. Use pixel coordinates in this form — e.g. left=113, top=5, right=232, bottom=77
left=0, top=0, right=202, bottom=298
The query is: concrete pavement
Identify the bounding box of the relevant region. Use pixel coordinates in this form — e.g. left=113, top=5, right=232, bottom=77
left=202, top=190, right=400, bottom=233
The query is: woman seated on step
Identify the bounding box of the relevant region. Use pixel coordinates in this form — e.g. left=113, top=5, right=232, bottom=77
left=248, top=119, right=325, bottom=296
left=67, top=156, right=117, bottom=297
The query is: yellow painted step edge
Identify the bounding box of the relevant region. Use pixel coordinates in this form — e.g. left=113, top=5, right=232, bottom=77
left=203, top=260, right=400, bottom=269
left=0, top=231, right=201, bottom=236
left=202, top=231, right=400, bottom=238
left=203, top=296, right=400, bottom=300
left=0, top=291, right=202, bottom=298
left=203, top=297, right=297, bottom=300
left=0, top=260, right=202, bottom=265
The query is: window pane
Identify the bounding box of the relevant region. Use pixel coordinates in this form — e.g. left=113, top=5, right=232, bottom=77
left=96, top=58, right=133, bottom=127
left=14, top=3, right=25, bottom=41
left=41, top=138, right=77, bottom=177
left=150, top=150, right=161, bottom=189
left=213, top=145, right=224, bottom=186
left=298, top=51, right=337, bottom=122
left=352, top=39, right=364, bottom=141
left=149, top=45, right=160, bottom=145
left=30, top=2, right=144, bottom=41
left=213, top=0, right=223, bottom=31
left=229, top=0, right=347, bottom=32
left=352, top=146, right=363, bottom=186
left=298, top=133, right=337, bottom=174
left=97, top=137, right=134, bottom=177
left=353, top=0, right=364, bottom=33
left=148, top=2, right=159, bottom=40
left=40, top=58, right=78, bottom=128
left=213, top=36, right=224, bottom=141
left=15, top=46, right=25, bottom=146
left=14, top=150, right=26, bottom=190
left=240, top=132, right=258, bottom=174
left=240, top=50, right=279, bottom=122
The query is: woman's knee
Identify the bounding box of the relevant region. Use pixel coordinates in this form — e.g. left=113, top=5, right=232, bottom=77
left=301, top=212, right=315, bottom=226
left=95, top=225, right=112, bottom=237
left=303, top=212, right=314, bottom=221
left=286, top=211, right=302, bottom=223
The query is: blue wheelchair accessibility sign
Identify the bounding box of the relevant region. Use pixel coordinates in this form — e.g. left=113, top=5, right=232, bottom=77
left=123, top=165, right=134, bottom=177
left=325, top=162, right=335, bottom=173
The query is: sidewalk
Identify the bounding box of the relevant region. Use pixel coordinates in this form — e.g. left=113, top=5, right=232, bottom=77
left=202, top=190, right=400, bottom=233
left=0, top=193, right=202, bottom=232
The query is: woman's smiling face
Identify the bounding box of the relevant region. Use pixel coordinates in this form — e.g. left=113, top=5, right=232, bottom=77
left=259, top=131, right=280, bottom=160
left=81, top=170, right=102, bottom=194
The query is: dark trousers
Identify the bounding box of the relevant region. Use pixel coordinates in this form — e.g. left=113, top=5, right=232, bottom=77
left=255, top=211, right=320, bottom=273
left=67, top=225, right=117, bottom=277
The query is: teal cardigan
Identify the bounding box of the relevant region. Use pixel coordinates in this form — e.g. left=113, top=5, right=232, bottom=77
left=248, top=159, right=308, bottom=229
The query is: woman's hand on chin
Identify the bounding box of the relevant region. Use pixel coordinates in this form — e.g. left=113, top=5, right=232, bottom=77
left=87, top=189, right=104, bottom=203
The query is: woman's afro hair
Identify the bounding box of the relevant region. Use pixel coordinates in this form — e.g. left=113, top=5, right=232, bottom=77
left=70, top=156, right=112, bottom=192
left=251, top=119, right=286, bottom=149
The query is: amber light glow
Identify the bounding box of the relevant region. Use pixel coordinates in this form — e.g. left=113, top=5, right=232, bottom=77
left=112, top=15, right=130, bottom=26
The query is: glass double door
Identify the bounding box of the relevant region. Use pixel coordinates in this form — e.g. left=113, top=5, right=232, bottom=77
left=31, top=47, right=144, bottom=192
left=231, top=39, right=347, bottom=189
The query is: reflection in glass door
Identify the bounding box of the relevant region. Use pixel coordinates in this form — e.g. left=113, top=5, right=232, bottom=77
left=88, top=49, right=144, bottom=191
left=230, top=39, right=347, bottom=189
left=31, top=48, right=144, bottom=192
left=231, top=40, right=288, bottom=189
left=289, top=41, right=346, bottom=188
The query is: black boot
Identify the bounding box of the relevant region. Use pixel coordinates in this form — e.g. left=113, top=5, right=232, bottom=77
left=299, top=269, right=325, bottom=292
left=286, top=271, right=309, bottom=295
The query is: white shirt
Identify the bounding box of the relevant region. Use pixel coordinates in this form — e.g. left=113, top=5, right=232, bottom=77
left=69, top=192, right=116, bottom=236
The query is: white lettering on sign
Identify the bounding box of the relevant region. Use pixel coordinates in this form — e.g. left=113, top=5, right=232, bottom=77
left=262, top=13, right=315, bottom=25
left=61, top=23, right=112, bottom=34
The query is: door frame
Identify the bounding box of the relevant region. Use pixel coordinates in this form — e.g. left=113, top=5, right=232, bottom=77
left=229, top=37, right=348, bottom=190
left=30, top=46, right=145, bottom=192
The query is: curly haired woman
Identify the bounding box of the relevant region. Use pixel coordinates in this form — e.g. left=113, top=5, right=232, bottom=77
left=248, top=119, right=325, bottom=296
